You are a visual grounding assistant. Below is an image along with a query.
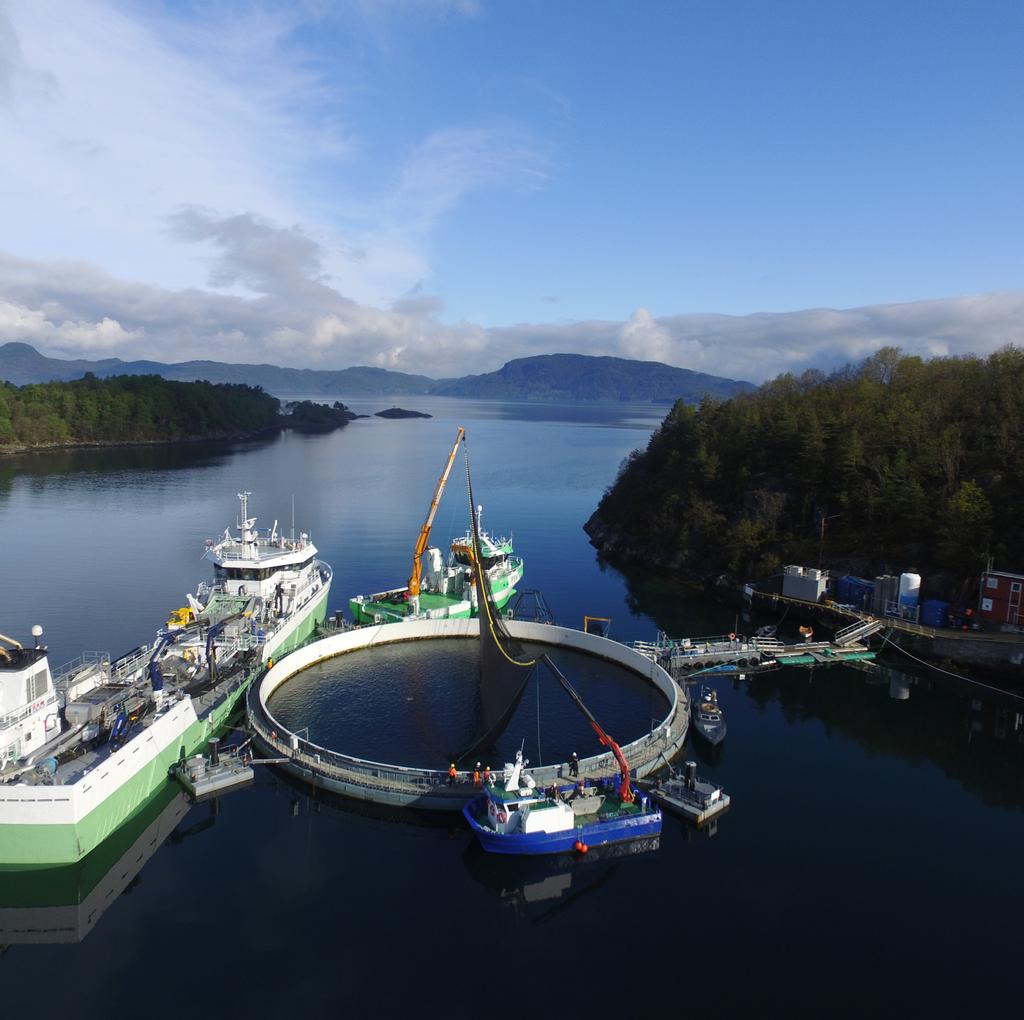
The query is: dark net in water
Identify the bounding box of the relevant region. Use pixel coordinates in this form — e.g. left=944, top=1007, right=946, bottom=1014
left=267, top=638, right=667, bottom=769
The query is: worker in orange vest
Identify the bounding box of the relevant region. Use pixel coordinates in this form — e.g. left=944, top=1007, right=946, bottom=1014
left=483, top=764, right=492, bottom=785
left=473, top=763, right=482, bottom=788
left=447, top=762, right=457, bottom=786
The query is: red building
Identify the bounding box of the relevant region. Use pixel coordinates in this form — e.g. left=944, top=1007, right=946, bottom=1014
left=978, top=568, right=1024, bottom=627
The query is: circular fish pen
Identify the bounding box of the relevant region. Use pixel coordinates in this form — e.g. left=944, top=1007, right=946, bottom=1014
left=247, top=619, right=689, bottom=810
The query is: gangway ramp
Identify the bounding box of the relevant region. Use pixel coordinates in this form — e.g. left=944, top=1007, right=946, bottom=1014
left=834, top=618, right=885, bottom=646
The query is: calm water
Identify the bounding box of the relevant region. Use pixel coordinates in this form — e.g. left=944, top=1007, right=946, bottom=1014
left=1, top=395, right=1022, bottom=1016
left=268, top=639, right=666, bottom=767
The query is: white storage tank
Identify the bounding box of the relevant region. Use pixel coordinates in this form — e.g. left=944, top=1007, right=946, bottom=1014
left=899, top=571, right=921, bottom=610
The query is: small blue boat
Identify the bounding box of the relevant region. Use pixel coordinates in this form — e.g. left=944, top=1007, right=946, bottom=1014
left=463, top=751, right=662, bottom=855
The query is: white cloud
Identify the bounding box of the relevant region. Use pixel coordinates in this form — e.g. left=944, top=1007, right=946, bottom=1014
left=392, top=126, right=550, bottom=233
left=0, top=298, right=140, bottom=352
left=2, top=241, right=1021, bottom=382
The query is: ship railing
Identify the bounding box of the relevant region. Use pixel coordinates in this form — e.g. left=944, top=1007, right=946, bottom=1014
left=51, top=650, right=111, bottom=685
left=191, top=670, right=252, bottom=716
left=110, top=644, right=153, bottom=680
left=0, top=691, right=59, bottom=729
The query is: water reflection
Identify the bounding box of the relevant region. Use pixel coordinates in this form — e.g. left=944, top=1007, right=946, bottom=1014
left=461, top=837, right=661, bottom=923
left=0, top=435, right=280, bottom=496
left=0, top=785, right=200, bottom=946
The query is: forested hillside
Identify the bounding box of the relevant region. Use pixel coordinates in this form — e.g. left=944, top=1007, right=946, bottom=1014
left=586, top=347, right=1024, bottom=581
left=0, top=374, right=280, bottom=451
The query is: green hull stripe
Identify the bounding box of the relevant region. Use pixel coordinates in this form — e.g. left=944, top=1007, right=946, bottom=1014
left=0, top=588, right=328, bottom=868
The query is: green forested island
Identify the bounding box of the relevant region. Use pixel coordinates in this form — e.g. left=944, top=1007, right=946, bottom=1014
left=0, top=374, right=281, bottom=451
left=586, top=347, right=1024, bottom=585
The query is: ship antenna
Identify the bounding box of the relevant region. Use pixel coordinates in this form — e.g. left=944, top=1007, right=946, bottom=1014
left=291, top=494, right=295, bottom=542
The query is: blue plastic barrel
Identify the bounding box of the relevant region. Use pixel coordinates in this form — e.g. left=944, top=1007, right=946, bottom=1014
left=920, top=600, right=949, bottom=628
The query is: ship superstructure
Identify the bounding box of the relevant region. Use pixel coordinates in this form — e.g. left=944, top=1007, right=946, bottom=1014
left=349, top=507, right=523, bottom=625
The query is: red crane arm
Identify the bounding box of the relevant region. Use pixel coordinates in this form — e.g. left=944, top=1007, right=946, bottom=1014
left=541, top=653, right=634, bottom=803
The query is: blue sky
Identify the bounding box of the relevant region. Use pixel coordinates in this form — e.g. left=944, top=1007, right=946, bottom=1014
left=1, top=0, right=1022, bottom=380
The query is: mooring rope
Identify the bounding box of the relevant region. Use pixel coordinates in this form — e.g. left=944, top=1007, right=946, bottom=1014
left=878, top=629, right=1024, bottom=702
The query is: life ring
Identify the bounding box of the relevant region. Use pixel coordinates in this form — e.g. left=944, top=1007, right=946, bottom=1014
left=497, top=809, right=508, bottom=823
left=729, top=633, right=737, bottom=641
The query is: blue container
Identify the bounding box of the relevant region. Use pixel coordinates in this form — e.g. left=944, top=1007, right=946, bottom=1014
left=920, top=600, right=949, bottom=628
left=835, top=575, right=874, bottom=607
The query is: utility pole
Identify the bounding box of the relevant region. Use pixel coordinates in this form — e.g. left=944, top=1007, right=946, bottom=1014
left=818, top=512, right=840, bottom=569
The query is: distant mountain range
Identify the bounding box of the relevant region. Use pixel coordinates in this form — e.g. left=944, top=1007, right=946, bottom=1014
left=0, top=342, right=754, bottom=402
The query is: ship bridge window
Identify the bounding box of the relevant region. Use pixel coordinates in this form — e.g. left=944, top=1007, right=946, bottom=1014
left=453, top=551, right=504, bottom=569
left=226, top=567, right=275, bottom=582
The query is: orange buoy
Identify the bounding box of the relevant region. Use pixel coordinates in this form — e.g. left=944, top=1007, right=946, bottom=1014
left=574, top=840, right=589, bottom=854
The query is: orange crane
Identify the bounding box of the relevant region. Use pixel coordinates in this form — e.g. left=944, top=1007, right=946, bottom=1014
left=408, top=426, right=466, bottom=615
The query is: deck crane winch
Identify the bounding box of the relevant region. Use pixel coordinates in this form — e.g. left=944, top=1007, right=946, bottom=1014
left=407, top=426, right=465, bottom=616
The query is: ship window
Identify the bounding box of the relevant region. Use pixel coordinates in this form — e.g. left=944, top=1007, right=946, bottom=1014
left=227, top=567, right=273, bottom=582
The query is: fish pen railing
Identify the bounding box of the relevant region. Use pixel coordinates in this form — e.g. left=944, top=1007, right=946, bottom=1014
left=246, top=654, right=687, bottom=795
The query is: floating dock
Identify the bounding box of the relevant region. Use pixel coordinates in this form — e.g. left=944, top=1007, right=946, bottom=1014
left=634, top=619, right=882, bottom=679
left=171, top=738, right=254, bottom=800
left=639, top=762, right=730, bottom=826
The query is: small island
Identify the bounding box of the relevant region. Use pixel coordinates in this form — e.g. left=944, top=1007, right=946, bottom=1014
left=374, top=406, right=432, bottom=419
left=282, top=400, right=358, bottom=431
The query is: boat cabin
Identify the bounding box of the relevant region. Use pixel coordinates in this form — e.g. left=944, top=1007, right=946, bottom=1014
left=481, top=753, right=581, bottom=837
left=203, top=493, right=321, bottom=613
left=0, top=634, right=60, bottom=769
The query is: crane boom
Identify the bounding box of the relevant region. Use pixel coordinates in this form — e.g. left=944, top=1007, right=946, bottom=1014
left=539, top=653, right=634, bottom=803
left=408, top=427, right=466, bottom=612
